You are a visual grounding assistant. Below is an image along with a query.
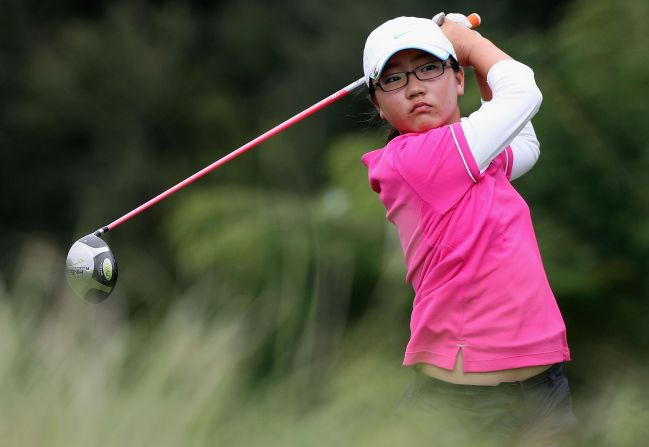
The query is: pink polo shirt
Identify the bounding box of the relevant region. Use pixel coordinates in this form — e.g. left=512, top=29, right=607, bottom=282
left=361, top=122, right=570, bottom=372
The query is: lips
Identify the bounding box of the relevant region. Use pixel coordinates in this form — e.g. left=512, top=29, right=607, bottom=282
left=411, top=102, right=432, bottom=113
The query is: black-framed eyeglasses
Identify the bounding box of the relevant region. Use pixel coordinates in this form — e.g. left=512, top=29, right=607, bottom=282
left=373, top=60, right=448, bottom=92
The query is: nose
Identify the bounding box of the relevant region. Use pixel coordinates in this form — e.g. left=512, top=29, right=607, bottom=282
left=405, top=72, right=426, bottom=98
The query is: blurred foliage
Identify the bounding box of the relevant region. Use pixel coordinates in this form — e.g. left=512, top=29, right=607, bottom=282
left=2, top=0, right=649, bottom=442
left=0, top=254, right=648, bottom=446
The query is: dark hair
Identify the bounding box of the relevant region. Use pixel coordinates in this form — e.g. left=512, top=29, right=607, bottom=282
left=368, top=56, right=461, bottom=143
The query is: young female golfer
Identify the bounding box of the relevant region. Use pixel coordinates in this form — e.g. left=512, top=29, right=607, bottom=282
left=361, top=14, right=577, bottom=444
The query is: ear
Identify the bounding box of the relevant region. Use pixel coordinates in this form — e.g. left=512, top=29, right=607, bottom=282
left=370, top=95, right=385, bottom=120
left=455, top=67, right=465, bottom=97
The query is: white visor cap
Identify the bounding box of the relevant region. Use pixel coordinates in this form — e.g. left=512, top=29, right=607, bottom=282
left=363, top=16, right=457, bottom=86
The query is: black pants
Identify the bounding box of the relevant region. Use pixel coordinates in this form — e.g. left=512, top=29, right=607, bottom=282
left=393, top=363, right=578, bottom=446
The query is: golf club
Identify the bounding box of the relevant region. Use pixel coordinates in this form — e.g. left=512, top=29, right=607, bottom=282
left=65, top=12, right=481, bottom=303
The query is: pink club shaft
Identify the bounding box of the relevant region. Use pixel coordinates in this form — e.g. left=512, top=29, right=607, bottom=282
left=95, top=77, right=366, bottom=236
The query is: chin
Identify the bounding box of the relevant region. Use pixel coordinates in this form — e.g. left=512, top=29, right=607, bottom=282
left=420, top=114, right=447, bottom=131
left=411, top=121, right=442, bottom=133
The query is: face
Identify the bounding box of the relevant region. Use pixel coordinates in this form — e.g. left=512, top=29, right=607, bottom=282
left=371, top=49, right=464, bottom=134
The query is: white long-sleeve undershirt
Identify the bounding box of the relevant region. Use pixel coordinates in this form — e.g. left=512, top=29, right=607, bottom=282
left=460, top=60, right=543, bottom=181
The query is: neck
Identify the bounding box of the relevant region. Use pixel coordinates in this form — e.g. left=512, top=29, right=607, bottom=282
left=445, top=107, right=462, bottom=126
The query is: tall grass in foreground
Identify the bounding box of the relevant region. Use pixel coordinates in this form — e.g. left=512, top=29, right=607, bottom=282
left=1, top=239, right=649, bottom=446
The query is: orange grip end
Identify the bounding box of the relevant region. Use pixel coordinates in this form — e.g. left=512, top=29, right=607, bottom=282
left=467, top=13, right=482, bottom=29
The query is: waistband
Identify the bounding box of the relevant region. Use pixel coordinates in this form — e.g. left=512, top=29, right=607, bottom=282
left=415, top=363, right=565, bottom=395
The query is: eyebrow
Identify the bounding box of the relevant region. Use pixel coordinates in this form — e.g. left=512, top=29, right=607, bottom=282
left=383, top=52, right=440, bottom=72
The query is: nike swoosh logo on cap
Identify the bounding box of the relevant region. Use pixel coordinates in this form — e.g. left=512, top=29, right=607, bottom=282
left=392, top=31, right=411, bottom=39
